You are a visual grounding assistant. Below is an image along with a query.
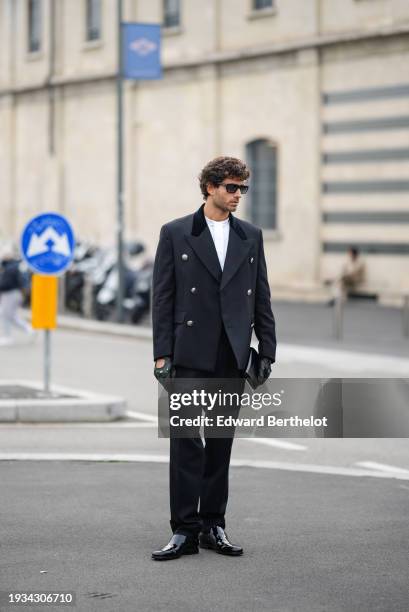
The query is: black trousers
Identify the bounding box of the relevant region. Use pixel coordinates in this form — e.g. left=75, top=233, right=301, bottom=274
left=169, top=326, right=244, bottom=537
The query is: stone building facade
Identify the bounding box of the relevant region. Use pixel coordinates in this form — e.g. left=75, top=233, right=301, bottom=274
left=1, top=0, right=409, bottom=299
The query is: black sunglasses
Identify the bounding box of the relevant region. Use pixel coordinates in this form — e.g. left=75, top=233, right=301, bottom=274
left=220, top=183, right=249, bottom=194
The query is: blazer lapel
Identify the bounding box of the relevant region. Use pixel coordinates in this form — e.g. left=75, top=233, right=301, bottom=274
left=184, top=204, right=251, bottom=286
left=220, top=226, right=253, bottom=290
left=185, top=229, right=222, bottom=283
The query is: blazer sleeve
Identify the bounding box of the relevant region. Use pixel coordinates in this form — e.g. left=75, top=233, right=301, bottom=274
left=254, top=230, right=277, bottom=362
left=152, top=224, right=175, bottom=361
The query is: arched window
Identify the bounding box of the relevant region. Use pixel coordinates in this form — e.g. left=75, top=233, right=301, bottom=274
left=246, top=139, right=278, bottom=229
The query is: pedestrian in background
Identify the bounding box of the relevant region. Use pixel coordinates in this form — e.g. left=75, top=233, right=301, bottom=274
left=0, top=245, right=34, bottom=345
left=328, top=246, right=366, bottom=305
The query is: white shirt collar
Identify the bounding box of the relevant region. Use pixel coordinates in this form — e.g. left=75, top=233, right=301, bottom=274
left=204, top=215, right=230, bottom=226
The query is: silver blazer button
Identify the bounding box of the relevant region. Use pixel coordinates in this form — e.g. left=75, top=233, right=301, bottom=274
left=250, top=257, right=254, bottom=263
left=186, top=320, right=194, bottom=327
left=181, top=253, right=188, bottom=261
left=190, top=287, right=196, bottom=294
left=247, top=289, right=252, bottom=296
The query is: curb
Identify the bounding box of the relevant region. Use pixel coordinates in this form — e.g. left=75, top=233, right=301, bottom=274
left=22, top=310, right=153, bottom=341
left=0, top=380, right=126, bottom=423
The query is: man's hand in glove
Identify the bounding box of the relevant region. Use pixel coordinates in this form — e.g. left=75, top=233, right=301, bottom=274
left=257, top=356, right=273, bottom=387
left=154, top=356, right=175, bottom=388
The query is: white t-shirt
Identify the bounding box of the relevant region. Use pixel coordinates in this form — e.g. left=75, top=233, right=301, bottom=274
left=205, top=215, right=230, bottom=271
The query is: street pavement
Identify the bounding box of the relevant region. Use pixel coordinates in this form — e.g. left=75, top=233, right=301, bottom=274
left=0, top=300, right=408, bottom=611
left=1, top=461, right=408, bottom=612
left=271, top=300, right=409, bottom=358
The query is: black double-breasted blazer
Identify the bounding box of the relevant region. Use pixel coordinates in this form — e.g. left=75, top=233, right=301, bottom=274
left=152, top=204, right=276, bottom=372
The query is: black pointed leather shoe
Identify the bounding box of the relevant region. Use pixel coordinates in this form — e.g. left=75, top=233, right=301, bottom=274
left=151, top=533, right=199, bottom=561
left=199, top=526, right=243, bottom=556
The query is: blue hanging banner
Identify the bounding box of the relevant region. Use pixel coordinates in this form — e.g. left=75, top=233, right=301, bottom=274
left=122, top=23, right=162, bottom=80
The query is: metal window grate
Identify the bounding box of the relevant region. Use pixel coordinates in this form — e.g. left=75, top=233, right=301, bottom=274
left=323, top=242, right=409, bottom=255
left=322, top=148, right=409, bottom=164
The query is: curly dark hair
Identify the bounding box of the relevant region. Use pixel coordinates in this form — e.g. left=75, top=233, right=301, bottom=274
left=198, top=156, right=250, bottom=199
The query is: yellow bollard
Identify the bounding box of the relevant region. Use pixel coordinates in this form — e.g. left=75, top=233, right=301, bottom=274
left=31, top=274, right=58, bottom=329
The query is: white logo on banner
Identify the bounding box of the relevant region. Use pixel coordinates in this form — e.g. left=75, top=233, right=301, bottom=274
left=129, top=37, right=157, bottom=56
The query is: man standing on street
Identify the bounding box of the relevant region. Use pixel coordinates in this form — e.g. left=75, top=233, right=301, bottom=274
left=151, top=156, right=276, bottom=561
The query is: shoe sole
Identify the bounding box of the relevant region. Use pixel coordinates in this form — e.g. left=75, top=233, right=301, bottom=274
left=199, top=542, right=243, bottom=556
left=152, top=548, right=199, bottom=561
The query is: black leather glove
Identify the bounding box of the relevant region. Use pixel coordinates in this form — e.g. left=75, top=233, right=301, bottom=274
left=257, top=356, right=273, bottom=386
left=154, top=357, right=175, bottom=387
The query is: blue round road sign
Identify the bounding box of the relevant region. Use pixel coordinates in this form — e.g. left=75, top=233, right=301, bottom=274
left=21, top=212, right=75, bottom=275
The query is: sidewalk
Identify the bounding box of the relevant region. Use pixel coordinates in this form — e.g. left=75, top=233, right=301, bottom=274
left=271, top=300, right=409, bottom=358
left=0, top=380, right=125, bottom=422
left=39, top=298, right=409, bottom=358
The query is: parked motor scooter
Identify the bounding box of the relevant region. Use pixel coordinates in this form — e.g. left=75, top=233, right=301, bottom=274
left=65, top=242, right=100, bottom=314
left=127, top=261, right=153, bottom=324
left=65, top=242, right=122, bottom=317
left=95, top=242, right=150, bottom=322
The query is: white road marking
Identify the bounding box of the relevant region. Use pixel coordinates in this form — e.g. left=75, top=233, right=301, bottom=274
left=1, top=453, right=409, bottom=480
left=0, top=422, right=157, bottom=429
left=355, top=461, right=409, bottom=474
left=277, top=343, right=409, bottom=375
left=125, top=410, right=158, bottom=423
left=243, top=438, right=307, bottom=451
left=0, top=379, right=124, bottom=403
left=231, top=459, right=409, bottom=480
left=0, top=453, right=168, bottom=463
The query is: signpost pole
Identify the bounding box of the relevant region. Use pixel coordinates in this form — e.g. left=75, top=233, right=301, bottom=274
left=22, top=214, right=75, bottom=395
left=116, top=19, right=161, bottom=323
left=44, top=329, right=51, bottom=392
left=31, top=274, right=59, bottom=393
left=116, top=0, right=125, bottom=323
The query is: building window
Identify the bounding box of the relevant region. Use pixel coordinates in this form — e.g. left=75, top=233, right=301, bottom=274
left=28, top=0, right=41, bottom=53
left=163, top=0, right=180, bottom=28
left=86, top=0, right=101, bottom=41
left=253, top=0, right=273, bottom=9
left=246, top=139, right=278, bottom=230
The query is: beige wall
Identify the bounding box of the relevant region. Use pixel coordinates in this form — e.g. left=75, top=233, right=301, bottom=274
left=320, top=36, right=409, bottom=291
left=1, top=0, right=409, bottom=296
left=137, top=0, right=318, bottom=61
left=219, top=49, right=321, bottom=286
left=0, top=0, right=11, bottom=89
left=63, top=80, right=117, bottom=244
left=13, top=0, right=50, bottom=88
left=131, top=45, right=322, bottom=289
left=220, top=0, right=317, bottom=51
left=60, top=0, right=116, bottom=80
left=13, top=91, right=49, bottom=229
left=0, top=97, right=14, bottom=241
left=130, top=66, right=221, bottom=242
left=321, top=0, right=409, bottom=34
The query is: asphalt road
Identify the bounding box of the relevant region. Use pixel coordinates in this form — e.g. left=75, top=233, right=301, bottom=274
left=1, top=461, right=408, bottom=612
left=1, top=312, right=408, bottom=612
left=271, top=300, right=409, bottom=358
